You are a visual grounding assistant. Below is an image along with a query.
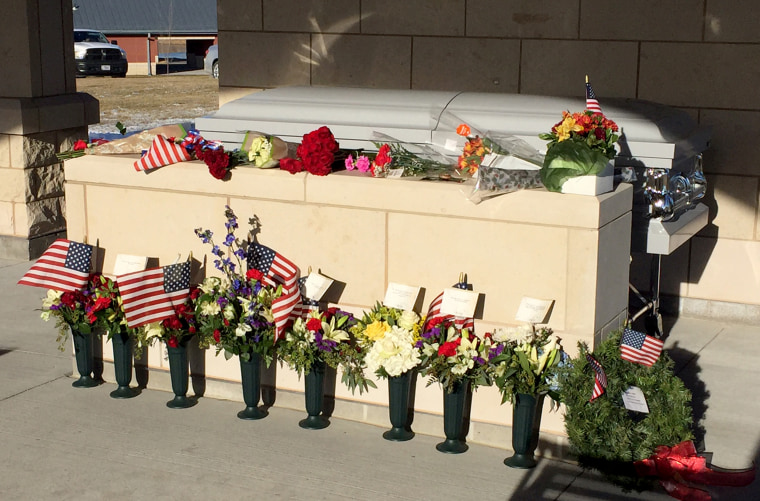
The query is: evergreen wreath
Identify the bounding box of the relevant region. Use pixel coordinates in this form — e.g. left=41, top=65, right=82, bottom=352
left=559, top=330, right=694, bottom=490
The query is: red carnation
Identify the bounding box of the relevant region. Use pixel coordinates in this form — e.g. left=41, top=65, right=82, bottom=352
left=213, top=329, right=221, bottom=343
left=167, top=336, right=179, bottom=348
left=374, top=144, right=391, bottom=167
left=306, top=318, right=323, bottom=331
left=438, top=341, right=458, bottom=357
left=190, top=287, right=201, bottom=300
left=246, top=269, right=264, bottom=281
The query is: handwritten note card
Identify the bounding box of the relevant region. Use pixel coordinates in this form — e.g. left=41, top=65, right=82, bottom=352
left=383, top=282, right=420, bottom=311
left=440, top=287, right=479, bottom=318
left=304, top=272, right=333, bottom=301
left=112, top=254, right=148, bottom=277
left=515, top=297, right=554, bottom=324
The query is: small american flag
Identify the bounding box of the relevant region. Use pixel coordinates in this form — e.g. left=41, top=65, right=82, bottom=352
left=18, top=239, right=92, bottom=292
left=118, top=261, right=191, bottom=328
left=620, top=328, right=664, bottom=367
left=288, top=276, right=320, bottom=321
left=586, top=78, right=602, bottom=114
left=247, top=242, right=299, bottom=339
left=586, top=353, right=607, bottom=402
left=134, top=135, right=192, bottom=172
left=425, top=280, right=475, bottom=332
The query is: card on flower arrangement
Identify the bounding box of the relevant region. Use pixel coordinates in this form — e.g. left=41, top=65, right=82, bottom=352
left=112, top=254, right=148, bottom=277
left=440, top=287, right=479, bottom=318
left=383, top=282, right=421, bottom=311
left=515, top=296, right=554, bottom=324
left=622, top=386, right=650, bottom=414
left=303, top=272, right=334, bottom=301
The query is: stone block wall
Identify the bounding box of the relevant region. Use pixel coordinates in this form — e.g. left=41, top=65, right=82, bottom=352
left=215, top=0, right=760, bottom=321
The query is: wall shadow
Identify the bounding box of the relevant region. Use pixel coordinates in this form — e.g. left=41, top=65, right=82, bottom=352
left=188, top=342, right=206, bottom=398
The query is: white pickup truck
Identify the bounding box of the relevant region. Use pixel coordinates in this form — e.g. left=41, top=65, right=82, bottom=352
left=74, top=29, right=128, bottom=78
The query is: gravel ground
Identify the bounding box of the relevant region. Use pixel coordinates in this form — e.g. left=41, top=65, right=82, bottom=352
left=76, top=73, right=219, bottom=136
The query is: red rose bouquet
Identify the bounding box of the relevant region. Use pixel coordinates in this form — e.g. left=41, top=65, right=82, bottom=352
left=279, top=126, right=340, bottom=176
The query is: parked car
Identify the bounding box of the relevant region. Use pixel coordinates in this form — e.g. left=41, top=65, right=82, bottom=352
left=204, top=45, right=218, bottom=79
left=74, top=29, right=128, bottom=78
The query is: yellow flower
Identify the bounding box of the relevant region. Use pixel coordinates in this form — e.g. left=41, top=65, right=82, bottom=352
left=365, top=320, right=390, bottom=341
left=555, top=114, right=583, bottom=142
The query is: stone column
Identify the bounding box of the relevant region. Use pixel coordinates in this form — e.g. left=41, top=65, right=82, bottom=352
left=0, top=0, right=98, bottom=259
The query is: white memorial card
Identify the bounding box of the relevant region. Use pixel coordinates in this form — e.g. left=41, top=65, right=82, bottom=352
left=383, top=282, right=420, bottom=311
left=112, top=254, right=148, bottom=277
left=622, top=386, right=650, bottom=414
left=304, top=272, right=333, bottom=301
left=440, top=287, right=479, bottom=318
left=515, top=297, right=554, bottom=324
left=443, top=138, right=459, bottom=152
left=386, top=168, right=404, bottom=178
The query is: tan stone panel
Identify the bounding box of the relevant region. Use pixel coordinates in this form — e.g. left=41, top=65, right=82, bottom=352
left=688, top=236, right=760, bottom=305
left=0, top=201, right=13, bottom=234
left=361, top=0, right=464, bottom=36
left=217, top=0, right=262, bottom=32
left=0, top=168, right=25, bottom=203
left=705, top=0, right=760, bottom=42
left=699, top=174, right=758, bottom=240
left=230, top=198, right=387, bottom=307
left=262, top=0, right=360, bottom=33
left=467, top=0, right=579, bottom=39
left=306, top=170, right=630, bottom=229
left=84, top=186, right=228, bottom=277
left=218, top=32, right=310, bottom=88
left=0, top=135, right=10, bottom=169
left=701, top=110, right=760, bottom=177
left=386, top=212, right=569, bottom=328
left=63, top=183, right=86, bottom=243
left=312, top=35, right=411, bottom=88
left=521, top=40, right=638, bottom=98
left=13, top=201, right=28, bottom=236
left=639, top=43, right=760, bottom=109
left=412, top=38, right=520, bottom=93
left=580, top=0, right=703, bottom=41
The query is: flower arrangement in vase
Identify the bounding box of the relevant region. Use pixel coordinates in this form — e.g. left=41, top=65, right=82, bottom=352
left=539, top=110, right=619, bottom=193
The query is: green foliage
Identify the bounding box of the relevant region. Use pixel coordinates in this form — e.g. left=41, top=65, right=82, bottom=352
left=559, top=330, right=694, bottom=490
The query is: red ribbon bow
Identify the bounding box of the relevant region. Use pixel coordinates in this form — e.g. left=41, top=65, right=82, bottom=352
left=634, top=440, right=755, bottom=500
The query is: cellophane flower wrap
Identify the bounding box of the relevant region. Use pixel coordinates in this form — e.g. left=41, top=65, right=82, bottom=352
left=279, top=308, right=376, bottom=394
left=489, top=325, right=565, bottom=403
left=417, top=318, right=507, bottom=393
left=352, top=302, right=423, bottom=378
left=539, top=110, right=619, bottom=192
left=192, top=206, right=281, bottom=366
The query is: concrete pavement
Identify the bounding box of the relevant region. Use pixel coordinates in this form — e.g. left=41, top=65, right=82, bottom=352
left=0, top=257, right=757, bottom=500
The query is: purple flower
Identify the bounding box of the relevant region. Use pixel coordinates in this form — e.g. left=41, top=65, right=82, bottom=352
left=217, top=297, right=229, bottom=307
left=473, top=356, right=486, bottom=366
left=224, top=233, right=235, bottom=247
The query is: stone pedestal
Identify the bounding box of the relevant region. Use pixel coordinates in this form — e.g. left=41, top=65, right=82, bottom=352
left=0, top=0, right=99, bottom=259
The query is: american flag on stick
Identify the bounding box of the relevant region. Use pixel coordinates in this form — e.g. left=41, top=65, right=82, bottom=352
left=18, top=239, right=93, bottom=292
left=133, top=135, right=192, bottom=172
left=117, top=261, right=191, bottom=328
left=585, top=76, right=602, bottom=114
left=424, top=278, right=475, bottom=333
left=620, top=328, right=664, bottom=367
left=247, top=242, right=300, bottom=339
left=586, top=353, right=607, bottom=402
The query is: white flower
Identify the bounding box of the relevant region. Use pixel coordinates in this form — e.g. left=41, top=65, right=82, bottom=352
left=144, top=322, right=164, bottom=339
left=200, top=300, right=221, bottom=316
left=42, top=289, right=63, bottom=310
left=223, top=304, right=236, bottom=321
left=365, top=325, right=420, bottom=377
left=397, top=310, right=420, bottom=331
left=199, top=276, right=222, bottom=294
left=235, top=323, right=251, bottom=338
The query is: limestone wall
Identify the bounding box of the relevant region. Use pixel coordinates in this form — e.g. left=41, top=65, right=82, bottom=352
left=214, top=0, right=760, bottom=321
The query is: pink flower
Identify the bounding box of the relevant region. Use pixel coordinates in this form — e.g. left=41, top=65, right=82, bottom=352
left=356, top=155, right=370, bottom=172
left=344, top=154, right=355, bottom=171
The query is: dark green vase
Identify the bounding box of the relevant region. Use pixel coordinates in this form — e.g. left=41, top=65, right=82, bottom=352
left=110, top=329, right=138, bottom=399
left=383, top=371, right=415, bottom=441
left=436, top=381, right=469, bottom=454
left=299, top=359, right=329, bottom=429
left=71, top=328, right=99, bottom=388
left=166, top=338, right=196, bottom=408
left=504, top=393, right=541, bottom=468
left=238, top=353, right=267, bottom=420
